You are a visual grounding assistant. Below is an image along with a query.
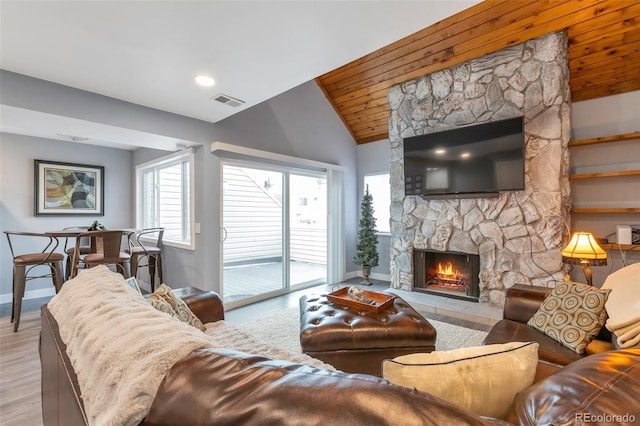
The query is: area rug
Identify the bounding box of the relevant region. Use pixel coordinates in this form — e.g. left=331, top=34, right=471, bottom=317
left=238, top=306, right=488, bottom=353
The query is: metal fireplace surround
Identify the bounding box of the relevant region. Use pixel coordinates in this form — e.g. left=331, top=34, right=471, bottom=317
left=412, top=249, right=480, bottom=302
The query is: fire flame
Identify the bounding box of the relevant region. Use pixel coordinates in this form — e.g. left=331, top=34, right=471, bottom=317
left=436, top=261, right=459, bottom=279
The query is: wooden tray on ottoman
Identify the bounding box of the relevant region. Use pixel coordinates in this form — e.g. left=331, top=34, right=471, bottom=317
left=327, top=287, right=396, bottom=313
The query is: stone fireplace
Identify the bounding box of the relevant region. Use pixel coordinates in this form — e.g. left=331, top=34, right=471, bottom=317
left=389, top=32, right=571, bottom=306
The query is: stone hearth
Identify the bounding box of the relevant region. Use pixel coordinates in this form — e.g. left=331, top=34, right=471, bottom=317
left=389, top=32, right=571, bottom=306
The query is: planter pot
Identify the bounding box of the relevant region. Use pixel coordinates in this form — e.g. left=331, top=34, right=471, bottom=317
left=361, top=265, right=372, bottom=286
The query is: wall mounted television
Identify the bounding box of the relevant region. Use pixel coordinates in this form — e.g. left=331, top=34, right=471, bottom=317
left=403, top=116, right=525, bottom=199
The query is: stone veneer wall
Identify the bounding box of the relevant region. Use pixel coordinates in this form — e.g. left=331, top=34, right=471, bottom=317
left=388, top=32, right=571, bottom=306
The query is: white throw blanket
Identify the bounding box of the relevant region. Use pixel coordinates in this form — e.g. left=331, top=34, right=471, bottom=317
left=48, top=266, right=332, bottom=426
left=602, top=263, right=640, bottom=348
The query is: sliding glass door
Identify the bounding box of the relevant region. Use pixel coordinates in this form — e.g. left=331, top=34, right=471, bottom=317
left=289, top=173, right=327, bottom=287
left=221, top=163, right=327, bottom=308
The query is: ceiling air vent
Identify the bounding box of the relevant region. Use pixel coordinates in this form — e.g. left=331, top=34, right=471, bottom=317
left=211, top=94, right=245, bottom=108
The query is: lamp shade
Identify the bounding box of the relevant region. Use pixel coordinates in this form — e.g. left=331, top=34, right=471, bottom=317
left=562, top=232, right=607, bottom=265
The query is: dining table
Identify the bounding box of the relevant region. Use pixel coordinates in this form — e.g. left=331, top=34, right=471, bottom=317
left=45, top=228, right=138, bottom=279
left=45, top=228, right=138, bottom=256
left=45, top=228, right=138, bottom=238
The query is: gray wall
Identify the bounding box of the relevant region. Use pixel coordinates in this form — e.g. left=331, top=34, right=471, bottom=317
left=215, top=79, right=358, bottom=270
left=357, top=139, right=391, bottom=279
left=0, top=133, right=132, bottom=301
left=1, top=70, right=218, bottom=145
left=135, top=80, right=359, bottom=293
left=1, top=73, right=357, bottom=301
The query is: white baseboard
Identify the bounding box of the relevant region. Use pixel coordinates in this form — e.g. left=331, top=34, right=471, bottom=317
left=344, top=271, right=359, bottom=280
left=343, top=271, right=391, bottom=282
left=0, top=287, right=56, bottom=304
left=371, top=272, right=391, bottom=282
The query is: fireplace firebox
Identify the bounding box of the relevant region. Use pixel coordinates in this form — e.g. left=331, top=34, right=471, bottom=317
left=412, top=249, right=480, bottom=302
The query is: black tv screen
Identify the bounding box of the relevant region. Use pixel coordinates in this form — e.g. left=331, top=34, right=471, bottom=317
left=403, top=117, right=525, bottom=198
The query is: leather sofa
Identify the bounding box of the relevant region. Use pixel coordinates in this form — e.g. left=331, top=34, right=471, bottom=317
left=39, top=287, right=224, bottom=426
left=40, top=285, right=640, bottom=426
left=485, top=284, right=640, bottom=424
left=484, top=284, right=615, bottom=381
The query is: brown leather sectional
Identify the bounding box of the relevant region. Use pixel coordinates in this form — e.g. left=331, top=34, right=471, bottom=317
left=485, top=284, right=640, bottom=423
left=40, top=286, right=640, bottom=425
left=484, top=284, right=616, bottom=381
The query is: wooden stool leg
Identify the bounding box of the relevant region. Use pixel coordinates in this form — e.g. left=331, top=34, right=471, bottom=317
left=149, top=256, right=156, bottom=292
left=120, top=262, right=131, bottom=279
left=156, top=254, right=163, bottom=286
left=52, top=261, right=64, bottom=292
left=12, top=265, right=26, bottom=332
left=65, top=254, right=72, bottom=281
left=130, top=253, right=139, bottom=278
left=10, top=266, right=17, bottom=323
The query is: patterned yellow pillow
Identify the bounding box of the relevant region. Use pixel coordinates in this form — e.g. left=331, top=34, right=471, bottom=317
left=148, top=284, right=206, bottom=332
left=527, top=281, right=610, bottom=353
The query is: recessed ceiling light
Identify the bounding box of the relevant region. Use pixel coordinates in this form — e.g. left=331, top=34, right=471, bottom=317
left=195, top=75, right=215, bottom=87
left=434, top=149, right=446, bottom=155
left=460, top=152, right=471, bottom=159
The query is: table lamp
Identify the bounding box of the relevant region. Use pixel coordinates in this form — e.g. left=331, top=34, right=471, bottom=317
left=561, top=232, right=607, bottom=286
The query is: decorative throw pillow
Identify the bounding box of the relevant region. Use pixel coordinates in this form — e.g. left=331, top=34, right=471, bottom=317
left=527, top=281, right=610, bottom=354
left=148, top=284, right=206, bottom=332
left=382, top=341, right=539, bottom=419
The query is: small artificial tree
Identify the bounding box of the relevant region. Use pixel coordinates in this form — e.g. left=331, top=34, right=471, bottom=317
left=353, top=185, right=379, bottom=285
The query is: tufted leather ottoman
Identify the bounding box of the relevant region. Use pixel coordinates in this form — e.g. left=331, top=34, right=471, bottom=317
left=299, top=293, right=436, bottom=376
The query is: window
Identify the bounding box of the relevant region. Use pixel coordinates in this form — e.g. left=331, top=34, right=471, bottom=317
left=136, top=149, right=194, bottom=249
left=364, top=173, right=390, bottom=234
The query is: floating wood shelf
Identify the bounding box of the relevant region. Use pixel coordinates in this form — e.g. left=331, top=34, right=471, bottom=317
left=570, top=208, right=640, bottom=214
left=601, top=243, right=640, bottom=251
left=569, top=131, right=640, bottom=147
left=569, top=132, right=640, bottom=234
left=569, top=170, right=640, bottom=179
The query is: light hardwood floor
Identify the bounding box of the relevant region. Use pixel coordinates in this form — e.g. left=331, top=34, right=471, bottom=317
left=0, top=298, right=45, bottom=426
left=0, top=278, right=489, bottom=426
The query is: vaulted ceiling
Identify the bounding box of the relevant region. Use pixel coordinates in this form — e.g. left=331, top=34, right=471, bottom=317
left=316, top=0, right=640, bottom=144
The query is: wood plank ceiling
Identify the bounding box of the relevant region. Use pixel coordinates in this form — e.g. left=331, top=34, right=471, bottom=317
left=316, top=0, right=640, bottom=145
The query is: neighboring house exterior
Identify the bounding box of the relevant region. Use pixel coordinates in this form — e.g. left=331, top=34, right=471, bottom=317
left=223, top=165, right=327, bottom=267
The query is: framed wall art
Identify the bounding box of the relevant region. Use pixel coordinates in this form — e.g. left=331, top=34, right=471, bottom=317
left=34, top=160, right=104, bottom=216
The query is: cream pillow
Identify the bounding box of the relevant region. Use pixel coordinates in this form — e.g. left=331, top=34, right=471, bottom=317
left=148, top=284, right=206, bottom=332
left=382, top=341, right=539, bottom=419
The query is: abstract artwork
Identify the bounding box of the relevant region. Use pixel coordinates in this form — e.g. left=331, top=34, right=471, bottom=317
left=34, top=160, right=104, bottom=216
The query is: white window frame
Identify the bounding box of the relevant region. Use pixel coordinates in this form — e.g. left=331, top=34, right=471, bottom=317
left=135, top=148, right=195, bottom=250
left=364, top=172, right=391, bottom=235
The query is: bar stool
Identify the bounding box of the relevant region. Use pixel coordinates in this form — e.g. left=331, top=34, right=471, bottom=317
left=129, top=228, right=164, bottom=291
left=70, top=230, right=131, bottom=278
left=4, top=231, right=64, bottom=332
